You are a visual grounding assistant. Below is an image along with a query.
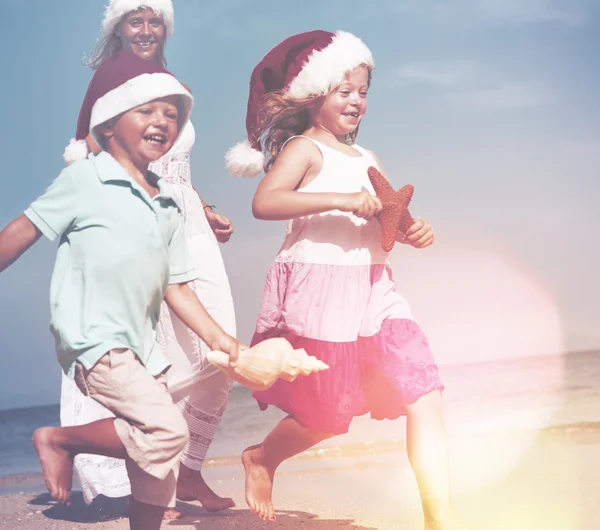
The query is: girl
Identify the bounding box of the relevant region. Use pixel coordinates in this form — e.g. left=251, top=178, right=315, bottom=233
left=225, top=30, right=463, bottom=529
left=62, top=0, right=236, bottom=517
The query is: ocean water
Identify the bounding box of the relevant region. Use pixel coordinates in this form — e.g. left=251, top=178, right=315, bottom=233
left=1, top=350, right=598, bottom=493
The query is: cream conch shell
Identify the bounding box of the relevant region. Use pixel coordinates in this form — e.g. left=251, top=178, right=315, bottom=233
left=207, top=337, right=329, bottom=391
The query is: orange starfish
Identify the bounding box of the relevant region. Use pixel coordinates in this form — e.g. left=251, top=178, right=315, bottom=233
left=367, top=166, right=415, bottom=252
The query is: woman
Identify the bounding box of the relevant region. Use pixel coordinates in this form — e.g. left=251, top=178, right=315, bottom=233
left=61, top=0, right=237, bottom=517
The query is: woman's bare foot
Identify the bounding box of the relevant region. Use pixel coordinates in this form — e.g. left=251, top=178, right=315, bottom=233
left=176, top=464, right=234, bottom=512
left=32, top=427, right=74, bottom=505
left=242, top=444, right=276, bottom=522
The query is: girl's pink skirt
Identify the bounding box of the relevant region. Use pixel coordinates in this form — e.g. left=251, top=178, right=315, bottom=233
left=251, top=318, right=444, bottom=434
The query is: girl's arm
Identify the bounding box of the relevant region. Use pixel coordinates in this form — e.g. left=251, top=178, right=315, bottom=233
left=253, top=137, right=381, bottom=221
left=0, top=215, right=42, bottom=273
left=164, top=282, right=245, bottom=364
left=368, top=150, right=434, bottom=249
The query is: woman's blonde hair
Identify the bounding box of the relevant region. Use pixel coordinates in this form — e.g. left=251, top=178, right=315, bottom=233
left=85, top=9, right=167, bottom=70
left=258, top=66, right=372, bottom=171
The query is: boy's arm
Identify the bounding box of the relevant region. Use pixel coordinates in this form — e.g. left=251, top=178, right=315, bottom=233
left=164, top=283, right=243, bottom=364
left=0, top=215, right=42, bottom=273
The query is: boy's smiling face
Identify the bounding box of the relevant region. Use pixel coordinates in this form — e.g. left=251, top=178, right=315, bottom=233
left=101, top=95, right=180, bottom=168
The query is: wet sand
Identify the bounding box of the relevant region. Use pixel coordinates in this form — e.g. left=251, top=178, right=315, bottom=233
left=1, top=424, right=599, bottom=530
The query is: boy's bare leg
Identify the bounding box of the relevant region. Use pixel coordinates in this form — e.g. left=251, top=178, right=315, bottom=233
left=130, top=498, right=166, bottom=530
left=33, top=418, right=125, bottom=505
left=33, top=418, right=166, bottom=530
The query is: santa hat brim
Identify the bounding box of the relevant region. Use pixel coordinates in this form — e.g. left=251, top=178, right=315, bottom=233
left=89, top=72, right=193, bottom=146
left=102, top=0, right=175, bottom=39
left=287, top=31, right=373, bottom=99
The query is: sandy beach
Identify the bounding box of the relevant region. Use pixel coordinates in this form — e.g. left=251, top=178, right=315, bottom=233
left=2, top=421, right=599, bottom=530
left=3, top=352, right=600, bottom=530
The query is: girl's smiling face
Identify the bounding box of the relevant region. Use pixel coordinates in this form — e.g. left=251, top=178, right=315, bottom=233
left=117, top=8, right=166, bottom=63
left=310, top=65, right=370, bottom=139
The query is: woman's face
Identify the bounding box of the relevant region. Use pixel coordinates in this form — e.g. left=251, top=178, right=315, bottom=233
left=117, top=8, right=166, bottom=62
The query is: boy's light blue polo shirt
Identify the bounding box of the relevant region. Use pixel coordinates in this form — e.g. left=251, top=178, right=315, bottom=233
left=24, top=152, right=197, bottom=378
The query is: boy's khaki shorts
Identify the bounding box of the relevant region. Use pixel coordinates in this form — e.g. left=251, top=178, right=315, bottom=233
left=75, top=348, right=189, bottom=508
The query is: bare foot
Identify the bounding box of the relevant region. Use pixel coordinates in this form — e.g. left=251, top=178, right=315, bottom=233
left=32, top=427, right=74, bottom=505
left=242, top=444, right=276, bottom=522
left=126, top=493, right=182, bottom=522
left=176, top=466, right=235, bottom=512
left=163, top=508, right=182, bottom=520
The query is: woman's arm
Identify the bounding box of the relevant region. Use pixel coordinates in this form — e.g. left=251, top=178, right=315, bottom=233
left=191, top=186, right=234, bottom=243
left=164, top=283, right=245, bottom=364
left=0, top=215, right=42, bottom=273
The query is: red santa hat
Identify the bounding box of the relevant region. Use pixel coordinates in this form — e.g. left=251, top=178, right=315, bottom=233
left=63, top=50, right=192, bottom=164
left=102, top=0, right=175, bottom=40
left=225, top=30, right=374, bottom=178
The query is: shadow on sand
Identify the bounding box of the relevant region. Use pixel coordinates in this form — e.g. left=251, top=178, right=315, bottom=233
left=29, top=491, right=379, bottom=529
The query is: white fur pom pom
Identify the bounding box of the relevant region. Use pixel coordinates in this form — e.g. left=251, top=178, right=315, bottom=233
left=225, top=140, right=265, bottom=178
left=63, top=139, right=89, bottom=165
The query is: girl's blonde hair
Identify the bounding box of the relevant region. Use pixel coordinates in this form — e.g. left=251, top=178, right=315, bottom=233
left=85, top=9, right=167, bottom=70
left=258, top=66, right=372, bottom=171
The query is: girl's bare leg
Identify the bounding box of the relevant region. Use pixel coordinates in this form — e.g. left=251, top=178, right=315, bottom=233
left=242, top=415, right=334, bottom=521
left=405, top=390, right=464, bottom=530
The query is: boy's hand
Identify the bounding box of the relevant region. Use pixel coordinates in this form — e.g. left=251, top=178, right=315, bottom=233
left=400, top=218, right=434, bottom=249
left=211, top=333, right=247, bottom=367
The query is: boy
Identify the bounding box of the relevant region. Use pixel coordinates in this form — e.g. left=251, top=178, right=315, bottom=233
left=0, top=50, right=242, bottom=530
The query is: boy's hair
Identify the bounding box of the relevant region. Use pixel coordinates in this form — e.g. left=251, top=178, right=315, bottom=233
left=259, top=66, right=372, bottom=172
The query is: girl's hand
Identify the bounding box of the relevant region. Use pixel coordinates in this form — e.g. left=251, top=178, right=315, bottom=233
left=340, top=191, right=382, bottom=220
left=401, top=218, right=434, bottom=249
left=205, top=209, right=233, bottom=243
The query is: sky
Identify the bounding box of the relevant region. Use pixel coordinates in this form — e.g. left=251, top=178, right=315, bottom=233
left=0, top=0, right=599, bottom=409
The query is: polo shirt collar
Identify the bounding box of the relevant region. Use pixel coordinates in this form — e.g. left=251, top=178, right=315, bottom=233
left=89, top=152, right=183, bottom=211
